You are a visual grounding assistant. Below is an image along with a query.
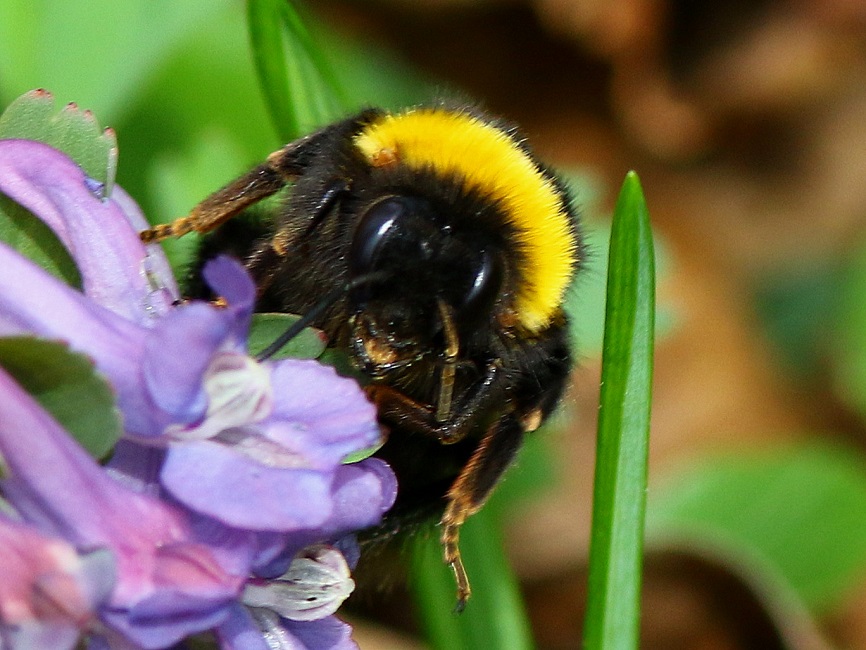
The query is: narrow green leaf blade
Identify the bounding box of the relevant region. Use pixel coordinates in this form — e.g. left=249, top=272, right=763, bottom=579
left=411, top=508, right=534, bottom=650
left=247, top=0, right=297, bottom=140
left=246, top=0, right=344, bottom=142
left=0, top=337, right=123, bottom=459
left=247, top=313, right=327, bottom=360
left=583, top=171, right=655, bottom=649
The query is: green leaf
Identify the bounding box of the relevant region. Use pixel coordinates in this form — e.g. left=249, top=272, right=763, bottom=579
left=583, top=171, right=655, bottom=650
left=647, top=442, right=866, bottom=612
left=0, top=337, right=122, bottom=459
left=246, top=0, right=345, bottom=142
left=0, top=88, right=122, bottom=286
left=0, top=193, right=81, bottom=287
left=0, top=89, right=117, bottom=195
left=832, top=244, right=866, bottom=418
left=410, top=507, right=534, bottom=650
left=316, top=347, right=366, bottom=384
left=341, top=439, right=384, bottom=465
left=247, top=313, right=326, bottom=360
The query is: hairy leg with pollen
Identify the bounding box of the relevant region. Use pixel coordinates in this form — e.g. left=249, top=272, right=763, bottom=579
left=441, top=415, right=525, bottom=612
left=138, top=133, right=350, bottom=298
left=138, top=126, right=341, bottom=243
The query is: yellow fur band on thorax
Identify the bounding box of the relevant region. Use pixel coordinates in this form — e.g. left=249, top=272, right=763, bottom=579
left=353, top=108, right=577, bottom=333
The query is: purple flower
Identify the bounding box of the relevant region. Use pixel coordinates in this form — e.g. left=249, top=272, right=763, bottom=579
left=0, top=367, right=248, bottom=648
left=0, top=139, right=177, bottom=325
left=0, top=515, right=115, bottom=650
left=221, top=544, right=359, bottom=650
left=0, top=138, right=397, bottom=648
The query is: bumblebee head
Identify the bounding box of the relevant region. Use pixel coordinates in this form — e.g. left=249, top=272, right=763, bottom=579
left=353, top=107, right=579, bottom=337
left=346, top=194, right=504, bottom=375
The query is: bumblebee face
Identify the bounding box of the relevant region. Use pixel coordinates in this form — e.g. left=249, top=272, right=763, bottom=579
left=346, top=194, right=505, bottom=376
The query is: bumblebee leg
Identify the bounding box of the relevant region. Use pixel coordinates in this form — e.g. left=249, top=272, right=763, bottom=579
left=366, top=360, right=505, bottom=445
left=292, top=179, right=351, bottom=251
left=243, top=178, right=350, bottom=296
left=140, top=165, right=287, bottom=244
left=139, top=128, right=340, bottom=244
left=441, top=414, right=525, bottom=612
left=242, top=236, right=290, bottom=298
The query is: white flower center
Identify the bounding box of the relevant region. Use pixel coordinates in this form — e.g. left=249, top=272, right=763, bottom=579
left=243, top=545, right=355, bottom=622
left=167, top=352, right=272, bottom=441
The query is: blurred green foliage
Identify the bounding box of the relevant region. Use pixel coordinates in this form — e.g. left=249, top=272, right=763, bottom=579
left=649, top=442, right=866, bottom=613
left=832, top=244, right=866, bottom=419
left=0, top=0, right=428, bottom=243
left=411, top=507, right=535, bottom=650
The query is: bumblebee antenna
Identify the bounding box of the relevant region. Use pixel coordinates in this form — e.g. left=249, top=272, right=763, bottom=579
left=255, top=272, right=386, bottom=361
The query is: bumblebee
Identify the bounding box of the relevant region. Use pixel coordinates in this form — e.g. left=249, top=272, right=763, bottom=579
left=140, top=105, right=581, bottom=611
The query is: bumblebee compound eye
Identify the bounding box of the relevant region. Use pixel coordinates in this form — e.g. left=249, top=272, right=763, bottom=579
left=348, top=196, right=441, bottom=295
left=458, top=248, right=504, bottom=319
left=348, top=196, right=404, bottom=279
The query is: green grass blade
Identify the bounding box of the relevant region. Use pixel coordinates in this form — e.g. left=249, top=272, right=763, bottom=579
left=410, top=507, right=535, bottom=650
left=583, top=171, right=655, bottom=649
left=247, top=0, right=295, bottom=139
left=246, top=0, right=344, bottom=142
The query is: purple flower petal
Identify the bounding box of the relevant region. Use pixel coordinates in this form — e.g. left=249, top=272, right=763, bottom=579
left=252, top=459, right=396, bottom=579
left=282, top=615, right=356, bottom=650
left=320, top=459, right=397, bottom=538
left=202, top=256, right=256, bottom=342
left=142, top=303, right=235, bottom=424
left=111, top=184, right=177, bottom=309
left=0, top=135, right=395, bottom=648
left=100, top=600, right=232, bottom=650
left=0, top=240, right=144, bottom=357
left=0, top=140, right=177, bottom=324
left=0, top=243, right=257, bottom=439
left=183, top=513, right=262, bottom=580
left=215, top=604, right=274, bottom=650
left=0, top=242, right=168, bottom=436
left=105, top=440, right=165, bottom=496
left=266, top=360, right=382, bottom=470
left=0, top=517, right=115, bottom=650
left=217, top=605, right=357, bottom=650
left=161, top=437, right=333, bottom=530
left=0, top=368, right=248, bottom=646
left=164, top=352, right=273, bottom=443
left=159, top=358, right=387, bottom=531
left=332, top=536, right=361, bottom=572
